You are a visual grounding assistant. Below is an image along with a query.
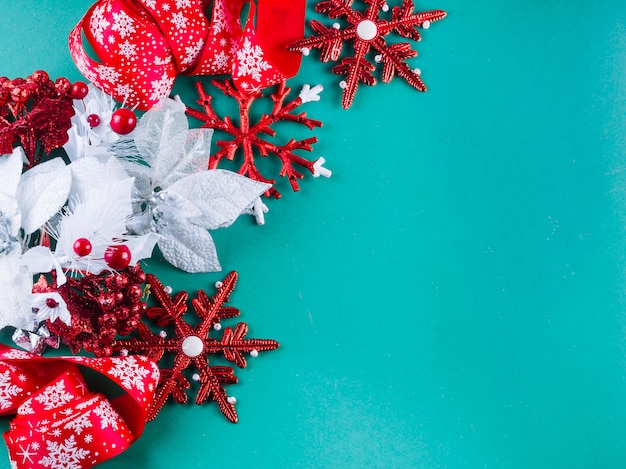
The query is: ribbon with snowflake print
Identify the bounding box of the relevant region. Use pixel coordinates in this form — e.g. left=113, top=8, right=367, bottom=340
left=69, top=0, right=307, bottom=110
left=0, top=345, right=159, bottom=469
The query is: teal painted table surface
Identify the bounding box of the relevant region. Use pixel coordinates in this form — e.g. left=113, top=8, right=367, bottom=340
left=2, top=1, right=626, bottom=468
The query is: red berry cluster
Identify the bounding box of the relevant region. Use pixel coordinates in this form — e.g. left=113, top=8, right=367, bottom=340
left=46, top=265, right=148, bottom=357
left=0, top=70, right=76, bottom=167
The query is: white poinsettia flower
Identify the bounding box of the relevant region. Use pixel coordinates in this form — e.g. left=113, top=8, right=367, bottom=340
left=32, top=292, right=71, bottom=325
left=0, top=147, right=72, bottom=330
left=0, top=223, right=31, bottom=331
left=21, top=168, right=158, bottom=280
left=120, top=97, right=271, bottom=273
left=64, top=84, right=119, bottom=160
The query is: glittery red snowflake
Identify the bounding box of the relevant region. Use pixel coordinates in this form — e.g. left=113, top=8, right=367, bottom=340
left=288, top=0, right=446, bottom=109
left=0, top=70, right=76, bottom=167
left=186, top=79, right=329, bottom=198
left=112, top=272, right=279, bottom=422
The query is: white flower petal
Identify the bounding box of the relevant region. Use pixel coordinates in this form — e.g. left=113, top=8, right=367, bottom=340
left=0, top=147, right=25, bottom=199
left=167, top=169, right=270, bottom=230
left=158, top=222, right=220, bottom=273
left=17, top=158, right=72, bottom=234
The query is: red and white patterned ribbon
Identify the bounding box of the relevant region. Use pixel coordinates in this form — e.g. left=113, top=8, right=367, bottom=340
left=69, top=0, right=306, bottom=109
left=0, top=345, right=158, bottom=468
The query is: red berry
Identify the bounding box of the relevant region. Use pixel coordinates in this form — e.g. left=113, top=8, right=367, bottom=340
left=110, top=108, right=137, bottom=135
left=45, top=298, right=59, bottom=308
left=115, top=305, right=130, bottom=320
left=126, top=284, right=143, bottom=302
left=73, top=238, right=93, bottom=257
left=70, top=81, right=89, bottom=99
left=87, top=114, right=101, bottom=128
left=104, top=244, right=132, bottom=270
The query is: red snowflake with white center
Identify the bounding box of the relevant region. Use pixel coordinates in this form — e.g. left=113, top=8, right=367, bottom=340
left=288, top=0, right=446, bottom=109
left=186, top=79, right=330, bottom=198
left=112, top=271, right=279, bottom=422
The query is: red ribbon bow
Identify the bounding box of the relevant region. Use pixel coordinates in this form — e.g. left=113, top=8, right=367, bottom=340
left=0, top=345, right=158, bottom=469
left=69, top=0, right=306, bottom=110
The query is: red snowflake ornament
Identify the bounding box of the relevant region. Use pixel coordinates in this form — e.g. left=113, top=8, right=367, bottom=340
left=0, top=70, right=76, bottom=167
left=288, top=0, right=446, bottom=109
left=112, top=272, right=279, bottom=422
left=186, top=79, right=329, bottom=198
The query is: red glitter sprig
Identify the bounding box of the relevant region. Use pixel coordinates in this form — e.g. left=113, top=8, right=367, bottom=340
left=39, top=265, right=147, bottom=357
left=0, top=70, right=76, bottom=167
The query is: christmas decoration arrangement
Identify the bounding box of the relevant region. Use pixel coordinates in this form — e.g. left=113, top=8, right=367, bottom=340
left=0, top=0, right=445, bottom=467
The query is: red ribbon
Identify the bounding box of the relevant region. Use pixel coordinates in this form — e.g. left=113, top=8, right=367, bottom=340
left=69, top=0, right=307, bottom=110
left=0, top=345, right=158, bottom=468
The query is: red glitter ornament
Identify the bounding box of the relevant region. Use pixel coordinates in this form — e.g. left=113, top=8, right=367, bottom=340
left=45, top=298, right=59, bottom=308
left=113, top=272, right=279, bottom=422
left=288, top=0, right=446, bottom=109
left=43, top=265, right=147, bottom=356
left=0, top=70, right=75, bottom=167
left=110, top=107, right=137, bottom=135
left=104, top=244, right=132, bottom=270
left=186, top=80, right=324, bottom=198
left=72, top=237, right=93, bottom=257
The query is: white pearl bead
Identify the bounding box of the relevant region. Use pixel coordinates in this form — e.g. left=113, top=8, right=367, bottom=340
left=182, top=336, right=204, bottom=357
left=356, top=20, right=377, bottom=41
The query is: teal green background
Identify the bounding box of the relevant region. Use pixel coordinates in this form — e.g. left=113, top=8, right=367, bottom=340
left=2, top=1, right=626, bottom=467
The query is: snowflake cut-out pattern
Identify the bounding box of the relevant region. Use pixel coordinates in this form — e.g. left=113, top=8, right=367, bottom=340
left=112, top=272, right=279, bottom=422
left=38, top=435, right=90, bottom=469
left=288, top=0, right=446, bottom=108
left=108, top=356, right=150, bottom=392
left=34, top=380, right=73, bottom=411
left=0, top=370, right=22, bottom=410
left=186, top=79, right=325, bottom=198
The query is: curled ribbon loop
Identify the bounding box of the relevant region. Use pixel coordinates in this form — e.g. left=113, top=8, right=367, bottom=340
left=69, top=0, right=307, bottom=110
left=0, top=345, right=158, bottom=469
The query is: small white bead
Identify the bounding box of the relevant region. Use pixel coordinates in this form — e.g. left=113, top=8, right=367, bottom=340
left=356, top=20, right=377, bottom=41
left=301, top=47, right=310, bottom=56
left=413, top=68, right=421, bottom=76
left=227, top=396, right=237, bottom=405
left=422, top=20, right=431, bottom=29
left=121, top=349, right=129, bottom=356
left=250, top=349, right=259, bottom=358
left=332, top=22, right=340, bottom=29
left=215, top=281, right=223, bottom=289
left=382, top=4, right=389, bottom=12
left=339, top=81, right=347, bottom=89
left=374, top=54, right=382, bottom=63
left=182, top=335, right=204, bottom=357
left=192, top=373, right=200, bottom=381
left=159, top=330, right=167, bottom=338
left=213, top=323, right=222, bottom=331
